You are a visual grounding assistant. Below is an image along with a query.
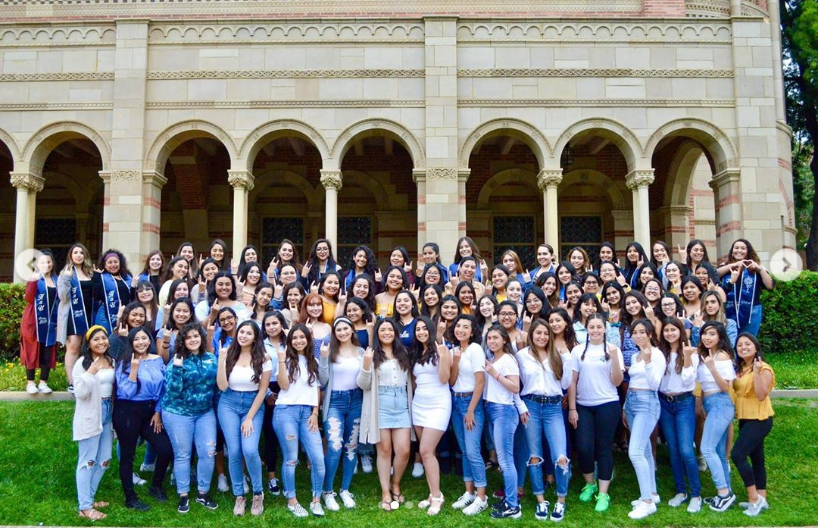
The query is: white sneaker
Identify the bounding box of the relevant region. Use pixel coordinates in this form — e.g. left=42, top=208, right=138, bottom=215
left=26, top=383, right=39, bottom=395
left=38, top=381, right=52, bottom=394
left=628, top=500, right=657, bottom=520
left=361, top=455, right=373, bottom=474
left=242, top=473, right=250, bottom=493
left=140, top=462, right=156, bottom=472
left=339, top=490, right=356, bottom=509
left=323, top=492, right=340, bottom=512
left=631, top=493, right=661, bottom=507
left=310, top=501, right=325, bottom=517
left=668, top=493, right=687, bottom=507
left=217, top=474, right=230, bottom=492
left=687, top=497, right=702, bottom=513
left=463, top=496, right=488, bottom=516
left=697, top=455, right=707, bottom=472
left=412, top=462, right=424, bottom=478
left=288, top=502, right=308, bottom=518
left=452, top=491, right=476, bottom=510
left=132, top=472, right=147, bottom=486
left=743, top=496, right=768, bottom=517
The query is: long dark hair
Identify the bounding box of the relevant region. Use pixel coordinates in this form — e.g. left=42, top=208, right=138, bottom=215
left=207, top=271, right=238, bottom=305
left=98, top=248, right=131, bottom=278
left=328, top=317, right=361, bottom=363
left=121, top=302, right=146, bottom=330
left=419, top=284, right=443, bottom=319
left=696, top=321, right=735, bottom=360
left=412, top=316, right=439, bottom=366
left=735, top=332, right=763, bottom=373
left=684, top=239, right=710, bottom=267
left=210, top=239, right=229, bottom=271
left=284, top=323, right=318, bottom=384
left=237, top=245, right=261, bottom=278
left=276, top=239, right=303, bottom=271
left=305, top=238, right=338, bottom=285
left=161, top=256, right=189, bottom=283
left=393, top=290, right=419, bottom=320
left=449, top=314, right=480, bottom=347
left=726, top=238, right=761, bottom=265
left=345, top=297, right=373, bottom=325
left=453, top=236, right=483, bottom=264
left=176, top=242, right=198, bottom=277
left=526, top=319, right=562, bottom=381
left=117, top=327, right=157, bottom=391
left=486, top=323, right=515, bottom=358
left=140, top=250, right=165, bottom=277
left=621, top=290, right=649, bottom=341
left=548, top=307, right=578, bottom=350
left=165, top=297, right=197, bottom=331
left=238, top=261, right=263, bottom=285
left=167, top=278, right=189, bottom=302
left=659, top=316, right=689, bottom=374
left=262, top=310, right=288, bottom=348
left=573, top=292, right=602, bottom=325
left=348, top=245, right=379, bottom=277
left=650, top=240, right=671, bottom=268
left=173, top=322, right=207, bottom=360
left=135, top=280, right=159, bottom=323
left=580, top=313, right=610, bottom=361
left=80, top=326, right=113, bottom=370
left=382, top=265, right=410, bottom=292
left=629, top=318, right=658, bottom=348
left=224, top=321, right=267, bottom=383
left=372, top=318, right=412, bottom=371
left=349, top=273, right=376, bottom=311
left=475, top=294, right=498, bottom=333
left=623, top=242, right=649, bottom=278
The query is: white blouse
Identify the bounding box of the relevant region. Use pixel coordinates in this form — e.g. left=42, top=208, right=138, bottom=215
left=659, top=351, right=699, bottom=394
left=516, top=347, right=573, bottom=398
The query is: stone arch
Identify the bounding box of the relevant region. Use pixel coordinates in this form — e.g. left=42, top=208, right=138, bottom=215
left=0, top=127, right=20, bottom=165
left=663, top=141, right=709, bottom=207
left=559, top=169, right=627, bottom=210
left=341, top=169, right=393, bottom=209
left=238, top=120, right=330, bottom=172
left=21, top=121, right=110, bottom=175
left=249, top=169, right=320, bottom=211
left=645, top=118, right=738, bottom=173
left=553, top=117, right=643, bottom=171
left=329, top=118, right=425, bottom=170
left=459, top=118, right=552, bottom=170
left=476, top=167, right=540, bottom=208
left=145, top=120, right=238, bottom=172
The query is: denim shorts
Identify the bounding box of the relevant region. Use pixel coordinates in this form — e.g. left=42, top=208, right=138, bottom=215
left=378, top=385, right=410, bottom=429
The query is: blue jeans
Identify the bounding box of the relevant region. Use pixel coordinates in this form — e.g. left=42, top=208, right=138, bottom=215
left=523, top=398, right=570, bottom=497
left=322, top=389, right=362, bottom=493
left=274, top=404, right=326, bottom=499
left=624, top=390, right=660, bottom=501
left=451, top=394, right=487, bottom=488
left=487, top=402, right=520, bottom=508
left=217, top=388, right=264, bottom=496
left=737, top=304, right=763, bottom=337
left=659, top=395, right=701, bottom=497
left=513, top=423, right=528, bottom=489
left=76, top=399, right=113, bottom=510
left=162, top=409, right=217, bottom=495
left=701, top=391, right=735, bottom=491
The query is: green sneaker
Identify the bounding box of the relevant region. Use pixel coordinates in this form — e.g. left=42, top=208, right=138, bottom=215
left=594, top=493, right=611, bottom=512
left=579, top=483, right=598, bottom=502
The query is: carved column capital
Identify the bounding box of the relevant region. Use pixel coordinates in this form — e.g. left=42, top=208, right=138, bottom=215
left=536, top=169, right=563, bottom=190
left=142, top=170, right=168, bottom=188
left=709, top=168, right=741, bottom=191
left=227, top=170, right=255, bottom=191
left=320, top=170, right=343, bottom=191
left=10, top=172, right=44, bottom=192
left=625, top=169, right=655, bottom=190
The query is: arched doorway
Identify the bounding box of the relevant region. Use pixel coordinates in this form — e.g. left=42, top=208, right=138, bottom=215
left=0, top=140, right=14, bottom=280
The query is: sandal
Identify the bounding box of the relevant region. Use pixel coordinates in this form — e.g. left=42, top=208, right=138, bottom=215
left=418, top=495, right=431, bottom=509
left=93, top=502, right=109, bottom=509
left=78, top=509, right=106, bottom=521
left=427, top=494, right=445, bottom=516
left=378, top=501, right=393, bottom=511
left=390, top=489, right=405, bottom=504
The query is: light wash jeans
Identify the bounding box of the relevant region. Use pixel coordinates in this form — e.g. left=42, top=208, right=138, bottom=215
left=451, top=394, right=487, bottom=488
left=701, top=391, right=735, bottom=491
left=487, top=402, right=520, bottom=508
left=624, top=390, right=661, bottom=501
left=274, top=403, right=326, bottom=499
left=76, top=398, right=113, bottom=510
left=322, top=389, right=362, bottom=493
left=523, top=397, right=571, bottom=497
left=162, top=409, right=217, bottom=495
left=217, top=388, right=264, bottom=496
left=659, top=394, right=701, bottom=497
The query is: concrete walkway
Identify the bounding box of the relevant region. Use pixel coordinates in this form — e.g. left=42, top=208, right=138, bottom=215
left=1, top=389, right=817, bottom=402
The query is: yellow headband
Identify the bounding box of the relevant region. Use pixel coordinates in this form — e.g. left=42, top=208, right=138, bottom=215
left=85, top=325, right=108, bottom=341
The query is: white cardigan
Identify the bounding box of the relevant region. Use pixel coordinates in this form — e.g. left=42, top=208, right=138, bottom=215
left=72, top=361, right=112, bottom=441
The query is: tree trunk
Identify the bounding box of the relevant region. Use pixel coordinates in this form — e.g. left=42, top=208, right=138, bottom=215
left=808, top=151, right=818, bottom=269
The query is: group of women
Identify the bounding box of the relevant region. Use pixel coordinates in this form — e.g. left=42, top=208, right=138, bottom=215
left=20, top=236, right=776, bottom=521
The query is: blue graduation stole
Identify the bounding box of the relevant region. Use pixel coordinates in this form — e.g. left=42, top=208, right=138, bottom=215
left=730, top=268, right=758, bottom=328
left=35, top=274, right=59, bottom=346
left=69, top=268, right=89, bottom=336
left=102, top=271, right=131, bottom=329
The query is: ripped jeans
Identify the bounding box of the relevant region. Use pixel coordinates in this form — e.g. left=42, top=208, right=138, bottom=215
left=322, top=389, right=362, bottom=494
left=76, top=398, right=113, bottom=510
left=162, top=409, right=217, bottom=495
left=274, top=404, right=326, bottom=500
left=522, top=397, right=571, bottom=497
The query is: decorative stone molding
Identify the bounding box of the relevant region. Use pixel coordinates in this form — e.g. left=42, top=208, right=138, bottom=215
left=458, top=69, right=733, bottom=78
left=644, top=117, right=738, bottom=174
left=458, top=99, right=734, bottom=108
left=457, top=169, right=471, bottom=182
left=0, top=26, right=116, bottom=47
left=412, top=169, right=427, bottom=184
left=111, top=170, right=142, bottom=182
left=330, top=118, right=425, bottom=170
left=147, top=22, right=425, bottom=44
left=625, top=170, right=656, bottom=190
left=685, top=0, right=732, bottom=18
left=142, top=170, right=168, bottom=188
left=148, top=69, right=424, bottom=80
left=456, top=21, right=732, bottom=43
left=426, top=168, right=458, bottom=181
left=0, top=72, right=114, bottom=82
left=145, top=100, right=425, bottom=109
left=319, top=170, right=343, bottom=191
left=459, top=117, right=552, bottom=168
left=709, top=168, right=741, bottom=190
left=536, top=169, right=563, bottom=190
left=10, top=172, right=45, bottom=193
left=228, top=170, right=255, bottom=191
left=0, top=102, right=114, bottom=111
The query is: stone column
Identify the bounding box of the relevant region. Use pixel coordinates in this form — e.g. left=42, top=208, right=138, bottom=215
left=10, top=172, right=44, bottom=282
left=611, top=210, right=635, bottom=259
left=228, top=170, right=255, bottom=265
left=413, top=169, right=427, bottom=248
left=709, top=168, right=742, bottom=259
left=98, top=171, right=111, bottom=250
left=141, top=170, right=167, bottom=253
left=626, top=170, right=655, bottom=250
left=320, top=170, right=343, bottom=251
left=537, top=169, right=563, bottom=248
left=457, top=169, right=470, bottom=238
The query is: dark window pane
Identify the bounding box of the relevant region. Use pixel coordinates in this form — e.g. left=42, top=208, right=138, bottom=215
left=493, top=216, right=535, bottom=267
left=337, top=217, right=372, bottom=266
left=35, top=218, right=77, bottom=270
left=261, top=217, right=304, bottom=265
left=560, top=216, right=603, bottom=264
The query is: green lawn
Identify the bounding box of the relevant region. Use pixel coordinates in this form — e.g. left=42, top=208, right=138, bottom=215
left=0, top=399, right=815, bottom=527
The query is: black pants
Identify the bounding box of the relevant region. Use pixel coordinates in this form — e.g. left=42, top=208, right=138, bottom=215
left=576, top=400, right=620, bottom=480
left=731, top=417, right=773, bottom=490
left=113, top=399, right=173, bottom=501
left=262, top=401, right=280, bottom=474
left=26, top=343, right=51, bottom=381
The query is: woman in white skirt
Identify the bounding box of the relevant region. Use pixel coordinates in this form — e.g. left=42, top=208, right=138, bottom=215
left=411, top=315, right=452, bottom=515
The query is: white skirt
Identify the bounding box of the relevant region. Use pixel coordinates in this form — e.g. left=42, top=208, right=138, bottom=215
left=412, top=386, right=452, bottom=431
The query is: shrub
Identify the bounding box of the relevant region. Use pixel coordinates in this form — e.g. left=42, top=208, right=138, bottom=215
left=758, top=271, right=818, bottom=353
left=0, top=283, right=26, bottom=362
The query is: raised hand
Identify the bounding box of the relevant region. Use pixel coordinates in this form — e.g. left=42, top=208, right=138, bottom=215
left=173, top=354, right=184, bottom=367
left=320, top=341, right=330, bottom=358
left=274, top=283, right=283, bottom=299
left=310, top=281, right=319, bottom=294
left=118, top=321, right=129, bottom=337
left=753, top=356, right=762, bottom=374
left=301, top=262, right=312, bottom=279
left=522, top=269, right=531, bottom=284
left=375, top=268, right=383, bottom=283
left=404, top=261, right=413, bottom=275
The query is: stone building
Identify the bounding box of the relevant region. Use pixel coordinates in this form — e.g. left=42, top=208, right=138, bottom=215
left=0, top=0, right=794, bottom=280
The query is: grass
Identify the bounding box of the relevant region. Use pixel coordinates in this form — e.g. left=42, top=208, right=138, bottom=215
left=0, top=399, right=816, bottom=527
left=2, top=350, right=817, bottom=391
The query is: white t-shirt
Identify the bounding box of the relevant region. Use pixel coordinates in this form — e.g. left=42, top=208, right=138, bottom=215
left=277, top=355, right=320, bottom=406
left=697, top=357, right=736, bottom=393
left=333, top=354, right=363, bottom=391
left=451, top=342, right=486, bottom=393
left=227, top=360, right=272, bottom=392
left=484, top=353, right=520, bottom=405
left=627, top=347, right=666, bottom=391
left=571, top=342, right=624, bottom=407
left=660, top=351, right=699, bottom=394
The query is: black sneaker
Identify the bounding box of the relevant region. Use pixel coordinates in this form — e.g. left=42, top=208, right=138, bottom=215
left=267, top=477, right=281, bottom=496
left=178, top=496, right=190, bottom=514
left=535, top=500, right=550, bottom=520
left=125, top=497, right=151, bottom=511
left=149, top=485, right=168, bottom=502
left=709, top=492, right=736, bottom=512
left=196, top=493, right=219, bottom=510
left=492, top=498, right=506, bottom=511
left=67, top=384, right=74, bottom=394
left=704, top=496, right=717, bottom=506
left=490, top=501, right=522, bottom=519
